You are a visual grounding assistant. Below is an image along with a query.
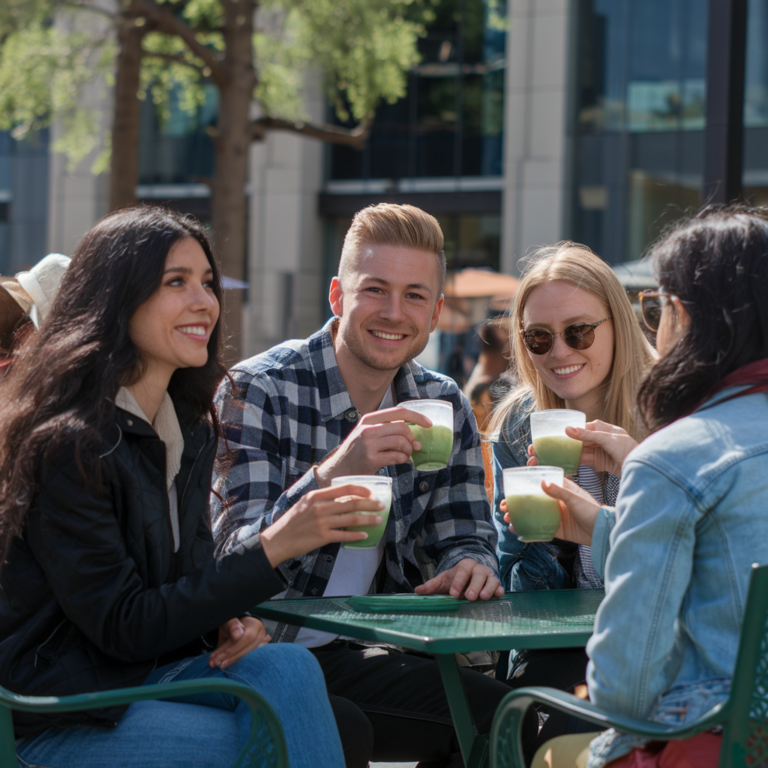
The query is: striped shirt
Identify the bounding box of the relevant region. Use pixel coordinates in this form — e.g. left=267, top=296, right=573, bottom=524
left=211, top=319, right=499, bottom=643
left=574, top=466, right=619, bottom=589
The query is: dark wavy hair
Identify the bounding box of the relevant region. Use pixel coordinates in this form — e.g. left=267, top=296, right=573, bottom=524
left=638, top=204, right=768, bottom=432
left=0, top=206, right=228, bottom=564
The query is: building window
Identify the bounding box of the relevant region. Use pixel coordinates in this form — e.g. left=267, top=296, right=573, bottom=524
left=744, top=0, right=768, bottom=206
left=329, top=0, right=506, bottom=181
left=571, top=0, right=768, bottom=264
left=138, top=84, right=216, bottom=186
left=570, top=0, right=708, bottom=264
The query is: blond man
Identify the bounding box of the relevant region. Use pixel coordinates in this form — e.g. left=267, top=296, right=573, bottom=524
left=212, top=204, right=510, bottom=768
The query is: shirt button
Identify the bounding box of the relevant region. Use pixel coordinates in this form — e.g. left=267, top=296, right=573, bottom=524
left=311, top=588, right=319, bottom=595
left=325, top=555, right=333, bottom=563
left=126, top=419, right=133, bottom=426
left=420, top=481, right=429, bottom=492
left=345, top=408, right=360, bottom=422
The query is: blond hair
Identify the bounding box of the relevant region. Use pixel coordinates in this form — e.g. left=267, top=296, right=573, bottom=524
left=489, top=242, right=656, bottom=441
left=338, top=204, right=446, bottom=293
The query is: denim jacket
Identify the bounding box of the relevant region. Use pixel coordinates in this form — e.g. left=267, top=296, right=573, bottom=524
left=584, top=388, right=768, bottom=766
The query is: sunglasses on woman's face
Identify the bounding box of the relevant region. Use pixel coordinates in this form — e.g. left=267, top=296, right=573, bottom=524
left=519, top=316, right=612, bottom=355
left=638, top=290, right=676, bottom=333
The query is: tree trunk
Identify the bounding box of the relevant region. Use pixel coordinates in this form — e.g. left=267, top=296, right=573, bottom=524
left=109, top=11, right=145, bottom=212
left=210, top=0, right=256, bottom=364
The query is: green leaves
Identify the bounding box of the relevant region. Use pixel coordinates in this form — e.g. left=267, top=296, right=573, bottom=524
left=0, top=0, right=430, bottom=172
left=265, top=0, right=423, bottom=122
left=0, top=14, right=114, bottom=169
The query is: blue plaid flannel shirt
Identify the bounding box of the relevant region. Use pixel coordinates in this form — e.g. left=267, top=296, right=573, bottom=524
left=211, top=318, right=499, bottom=642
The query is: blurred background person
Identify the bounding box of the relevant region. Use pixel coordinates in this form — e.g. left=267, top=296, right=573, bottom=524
left=0, top=254, right=70, bottom=374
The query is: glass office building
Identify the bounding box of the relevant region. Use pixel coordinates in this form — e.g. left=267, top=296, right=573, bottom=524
left=570, top=0, right=768, bottom=264
left=133, top=0, right=768, bottom=269
left=53, top=0, right=765, bottom=357
left=324, top=0, right=506, bottom=279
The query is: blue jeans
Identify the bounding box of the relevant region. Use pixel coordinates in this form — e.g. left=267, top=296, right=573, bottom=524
left=17, top=643, right=344, bottom=768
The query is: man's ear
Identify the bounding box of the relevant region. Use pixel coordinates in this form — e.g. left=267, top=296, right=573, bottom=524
left=429, top=294, right=444, bottom=333
left=329, top=276, right=344, bottom=317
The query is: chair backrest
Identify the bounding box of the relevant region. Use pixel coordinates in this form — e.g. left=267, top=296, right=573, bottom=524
left=0, top=678, right=289, bottom=768
left=719, top=563, right=768, bottom=768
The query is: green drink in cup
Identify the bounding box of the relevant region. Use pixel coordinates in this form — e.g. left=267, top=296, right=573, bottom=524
left=331, top=475, right=392, bottom=549
left=530, top=409, right=586, bottom=475
left=400, top=399, right=454, bottom=471
left=502, top=466, right=564, bottom=542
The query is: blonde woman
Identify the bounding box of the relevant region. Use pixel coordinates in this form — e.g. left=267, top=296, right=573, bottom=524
left=489, top=242, right=655, bottom=762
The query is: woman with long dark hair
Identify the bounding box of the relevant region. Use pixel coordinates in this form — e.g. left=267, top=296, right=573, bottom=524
left=0, top=207, right=380, bottom=767
left=530, top=205, right=768, bottom=767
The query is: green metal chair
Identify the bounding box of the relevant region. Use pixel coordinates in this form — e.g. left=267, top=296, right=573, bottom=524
left=490, top=562, right=768, bottom=768
left=0, top=676, right=289, bottom=767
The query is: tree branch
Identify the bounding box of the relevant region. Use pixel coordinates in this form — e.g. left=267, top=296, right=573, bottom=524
left=251, top=115, right=373, bottom=149
left=143, top=51, right=205, bottom=75
left=128, top=0, right=227, bottom=86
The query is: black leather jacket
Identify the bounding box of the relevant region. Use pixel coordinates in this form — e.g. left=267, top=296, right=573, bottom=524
left=0, top=401, right=284, bottom=737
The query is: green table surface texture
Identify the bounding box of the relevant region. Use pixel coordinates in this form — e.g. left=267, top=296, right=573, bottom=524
left=255, top=589, right=604, bottom=653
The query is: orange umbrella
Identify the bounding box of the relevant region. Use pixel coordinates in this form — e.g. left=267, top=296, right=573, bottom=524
left=443, top=268, right=519, bottom=299
left=438, top=269, right=518, bottom=332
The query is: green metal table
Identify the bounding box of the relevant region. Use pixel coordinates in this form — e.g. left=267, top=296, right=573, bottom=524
left=255, top=589, right=604, bottom=768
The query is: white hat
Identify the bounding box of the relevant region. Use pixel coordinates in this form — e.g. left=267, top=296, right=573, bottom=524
left=16, top=254, right=71, bottom=328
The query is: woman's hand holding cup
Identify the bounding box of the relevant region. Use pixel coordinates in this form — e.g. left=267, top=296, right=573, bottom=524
left=260, top=485, right=384, bottom=567
left=499, top=477, right=599, bottom=545
left=526, top=419, right=638, bottom=478
left=540, top=478, right=602, bottom=545
left=564, top=420, right=638, bottom=477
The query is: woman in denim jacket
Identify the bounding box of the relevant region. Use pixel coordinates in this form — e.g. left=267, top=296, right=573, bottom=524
left=536, top=205, right=768, bottom=767
left=489, top=245, right=655, bottom=760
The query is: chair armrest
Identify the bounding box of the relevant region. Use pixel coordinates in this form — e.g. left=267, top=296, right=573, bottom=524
left=490, top=686, right=726, bottom=768
left=2, top=678, right=288, bottom=768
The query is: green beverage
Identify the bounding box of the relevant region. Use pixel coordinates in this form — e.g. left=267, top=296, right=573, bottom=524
left=505, top=493, right=561, bottom=542
left=332, top=475, right=393, bottom=550
left=533, top=434, right=583, bottom=475
left=408, top=424, right=453, bottom=471
left=344, top=500, right=392, bottom=549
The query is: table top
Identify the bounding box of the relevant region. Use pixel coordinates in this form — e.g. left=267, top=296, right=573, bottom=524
left=255, top=589, right=604, bottom=654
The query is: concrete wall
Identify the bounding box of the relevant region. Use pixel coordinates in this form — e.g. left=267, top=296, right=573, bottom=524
left=500, top=0, right=571, bottom=275
left=46, top=4, right=113, bottom=258
left=243, top=80, right=326, bottom=357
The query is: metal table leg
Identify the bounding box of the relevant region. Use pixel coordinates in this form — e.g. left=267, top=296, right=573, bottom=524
left=434, top=653, right=489, bottom=768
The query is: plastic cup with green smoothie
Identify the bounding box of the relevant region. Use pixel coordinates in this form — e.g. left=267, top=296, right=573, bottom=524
left=400, top=399, right=454, bottom=471
left=530, top=409, right=586, bottom=475
left=331, top=475, right=393, bottom=549
left=502, top=466, right=564, bottom=542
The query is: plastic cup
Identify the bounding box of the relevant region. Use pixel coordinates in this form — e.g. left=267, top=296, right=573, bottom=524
left=529, top=409, right=586, bottom=475
left=502, top=466, right=564, bottom=542
left=400, top=399, right=454, bottom=471
left=331, top=475, right=393, bottom=549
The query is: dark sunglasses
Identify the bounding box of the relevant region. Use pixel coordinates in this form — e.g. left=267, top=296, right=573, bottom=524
left=638, top=290, right=676, bottom=332
left=520, top=316, right=612, bottom=355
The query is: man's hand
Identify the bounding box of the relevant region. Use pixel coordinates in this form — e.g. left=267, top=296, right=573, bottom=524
left=209, top=617, right=270, bottom=670
left=314, top=406, right=433, bottom=486
left=415, top=558, right=504, bottom=601
left=526, top=420, right=638, bottom=478
left=260, top=485, right=385, bottom=568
